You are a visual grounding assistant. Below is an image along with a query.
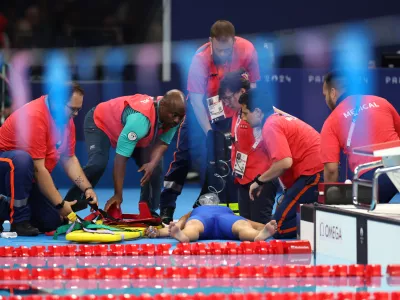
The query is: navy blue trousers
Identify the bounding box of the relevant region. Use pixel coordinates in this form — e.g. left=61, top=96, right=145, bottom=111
left=160, top=102, right=237, bottom=210
left=274, top=172, right=323, bottom=239
left=0, top=150, right=33, bottom=223
left=0, top=150, right=67, bottom=232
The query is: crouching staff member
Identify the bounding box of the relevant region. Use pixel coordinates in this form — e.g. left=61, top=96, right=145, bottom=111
left=240, top=90, right=324, bottom=239
left=219, top=70, right=278, bottom=223
left=0, top=82, right=98, bottom=234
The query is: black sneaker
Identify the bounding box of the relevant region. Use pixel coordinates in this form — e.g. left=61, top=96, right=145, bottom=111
left=10, top=221, right=40, bottom=236
left=160, top=207, right=175, bottom=224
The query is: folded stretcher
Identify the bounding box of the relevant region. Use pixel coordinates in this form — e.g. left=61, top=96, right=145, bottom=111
left=52, top=201, right=162, bottom=243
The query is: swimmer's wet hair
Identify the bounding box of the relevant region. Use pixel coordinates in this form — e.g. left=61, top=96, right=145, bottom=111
left=218, top=68, right=250, bottom=98
left=210, top=20, right=235, bottom=40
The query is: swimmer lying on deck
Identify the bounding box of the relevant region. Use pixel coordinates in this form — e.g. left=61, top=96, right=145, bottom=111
left=146, top=205, right=277, bottom=242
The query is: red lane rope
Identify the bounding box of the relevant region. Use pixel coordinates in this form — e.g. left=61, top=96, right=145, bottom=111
left=0, top=264, right=388, bottom=280
left=0, top=240, right=311, bottom=257
left=3, top=291, right=400, bottom=300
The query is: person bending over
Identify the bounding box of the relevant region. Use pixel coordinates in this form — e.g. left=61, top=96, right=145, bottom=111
left=64, top=90, right=186, bottom=215
left=0, top=82, right=98, bottom=235
left=240, top=89, right=324, bottom=239
left=146, top=194, right=277, bottom=242
left=219, top=69, right=278, bottom=224
left=321, top=70, right=400, bottom=203
left=159, top=20, right=261, bottom=224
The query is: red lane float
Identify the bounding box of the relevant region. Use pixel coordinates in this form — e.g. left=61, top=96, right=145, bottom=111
left=1, top=292, right=400, bottom=300
left=0, top=241, right=312, bottom=257
left=0, top=264, right=386, bottom=280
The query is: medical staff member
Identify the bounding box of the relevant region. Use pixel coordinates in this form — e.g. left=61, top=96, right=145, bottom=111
left=0, top=82, right=99, bottom=234
left=218, top=69, right=278, bottom=223
left=160, top=20, right=260, bottom=224
left=240, top=89, right=324, bottom=239
left=65, top=90, right=186, bottom=214
left=321, top=70, right=400, bottom=202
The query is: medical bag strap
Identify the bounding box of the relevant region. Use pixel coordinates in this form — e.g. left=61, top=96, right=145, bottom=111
left=345, top=95, right=362, bottom=180
left=150, top=97, right=160, bottom=145
left=84, top=197, right=118, bottom=221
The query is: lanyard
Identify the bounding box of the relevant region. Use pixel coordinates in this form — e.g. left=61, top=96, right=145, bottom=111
left=346, top=114, right=358, bottom=149
left=151, top=97, right=160, bottom=145
left=345, top=95, right=362, bottom=178
left=234, top=111, right=262, bottom=151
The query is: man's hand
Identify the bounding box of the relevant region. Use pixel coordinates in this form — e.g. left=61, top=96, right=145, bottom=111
left=190, top=93, right=212, bottom=134
left=104, top=194, right=123, bottom=212
left=138, top=162, right=156, bottom=186
left=249, top=182, right=263, bottom=201
left=59, top=200, right=77, bottom=217
left=84, top=188, right=98, bottom=206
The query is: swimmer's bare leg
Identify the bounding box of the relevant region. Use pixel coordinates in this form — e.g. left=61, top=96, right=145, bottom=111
left=232, top=220, right=277, bottom=241
left=169, top=219, right=204, bottom=242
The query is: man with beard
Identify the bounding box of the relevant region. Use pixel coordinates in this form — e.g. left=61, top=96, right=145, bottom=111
left=160, top=20, right=260, bottom=224
left=321, top=70, right=400, bottom=203
left=64, top=90, right=186, bottom=215
left=0, top=82, right=98, bottom=235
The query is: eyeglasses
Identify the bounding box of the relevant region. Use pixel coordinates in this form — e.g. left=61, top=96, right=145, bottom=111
left=66, top=105, right=82, bottom=114
left=221, top=94, right=234, bottom=103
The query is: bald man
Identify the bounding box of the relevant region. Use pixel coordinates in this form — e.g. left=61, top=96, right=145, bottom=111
left=64, top=90, right=186, bottom=214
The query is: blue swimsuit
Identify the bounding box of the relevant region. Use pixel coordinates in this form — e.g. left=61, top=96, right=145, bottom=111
left=187, top=205, right=246, bottom=240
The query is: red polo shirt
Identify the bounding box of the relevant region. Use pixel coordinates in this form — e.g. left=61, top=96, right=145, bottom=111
left=187, top=36, right=260, bottom=119
left=262, top=114, right=324, bottom=189
left=321, top=95, right=400, bottom=175
left=0, top=96, right=76, bottom=173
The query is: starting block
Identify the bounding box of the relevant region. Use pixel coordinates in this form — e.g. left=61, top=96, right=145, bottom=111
left=352, top=140, right=400, bottom=210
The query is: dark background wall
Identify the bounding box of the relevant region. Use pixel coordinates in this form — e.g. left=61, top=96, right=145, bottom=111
left=171, top=0, right=400, bottom=41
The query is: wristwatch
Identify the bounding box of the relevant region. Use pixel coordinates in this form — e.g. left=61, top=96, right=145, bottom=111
left=55, top=200, right=65, bottom=210
left=254, top=174, right=265, bottom=186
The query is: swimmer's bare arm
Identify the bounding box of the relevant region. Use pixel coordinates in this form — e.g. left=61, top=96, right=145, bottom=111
left=146, top=211, right=192, bottom=238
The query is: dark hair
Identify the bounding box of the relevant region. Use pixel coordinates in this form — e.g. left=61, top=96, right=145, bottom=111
left=323, top=69, right=350, bottom=91
left=71, top=82, right=84, bottom=96
left=48, top=81, right=84, bottom=103
left=219, top=69, right=250, bottom=98
left=210, top=20, right=235, bottom=40
left=239, top=88, right=271, bottom=114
